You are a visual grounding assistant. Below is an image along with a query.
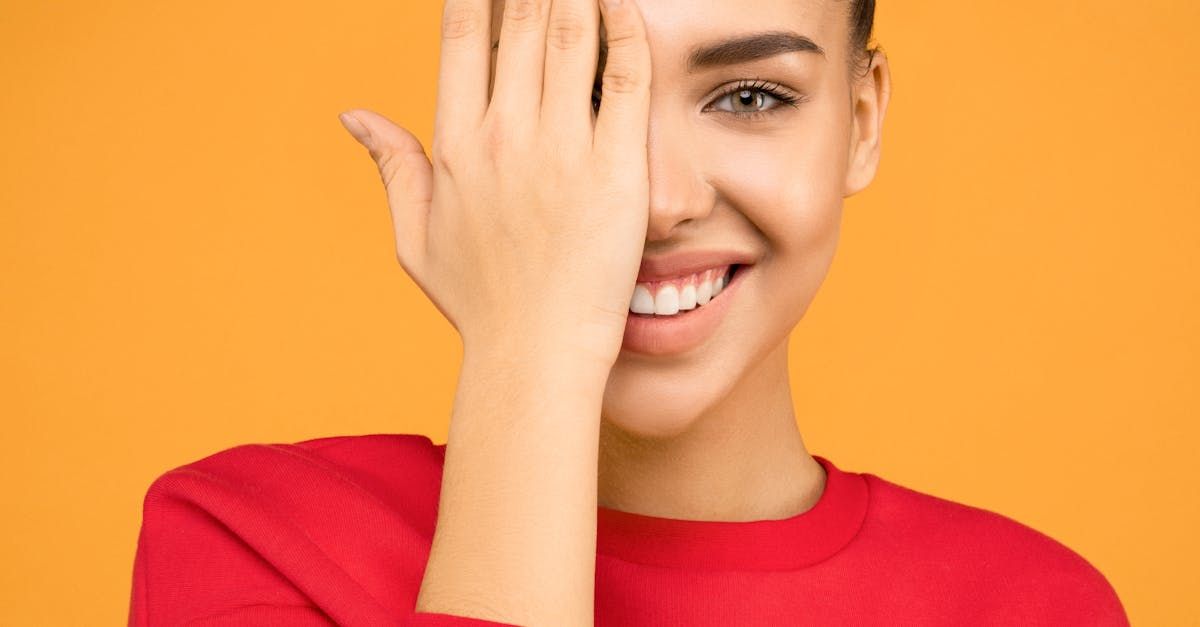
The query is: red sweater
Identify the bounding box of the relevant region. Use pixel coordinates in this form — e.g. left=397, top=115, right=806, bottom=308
left=128, top=433, right=1128, bottom=626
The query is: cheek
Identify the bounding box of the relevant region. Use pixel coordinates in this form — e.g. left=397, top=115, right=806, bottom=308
left=703, top=112, right=848, bottom=257
left=698, top=103, right=851, bottom=331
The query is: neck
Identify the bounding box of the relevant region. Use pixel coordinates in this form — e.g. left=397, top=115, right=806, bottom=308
left=597, top=339, right=825, bottom=522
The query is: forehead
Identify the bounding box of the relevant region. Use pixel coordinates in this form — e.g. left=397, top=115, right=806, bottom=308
left=488, top=0, right=847, bottom=65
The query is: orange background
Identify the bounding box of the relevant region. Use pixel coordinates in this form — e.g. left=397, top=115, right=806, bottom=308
left=2, top=1, right=1197, bottom=624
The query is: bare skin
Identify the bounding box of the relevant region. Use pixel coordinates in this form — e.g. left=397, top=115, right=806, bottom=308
left=337, top=0, right=890, bottom=624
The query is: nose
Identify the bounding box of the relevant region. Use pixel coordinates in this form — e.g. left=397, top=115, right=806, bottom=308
left=644, top=116, right=717, bottom=242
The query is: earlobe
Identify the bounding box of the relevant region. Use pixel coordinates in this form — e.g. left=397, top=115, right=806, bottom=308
left=843, top=51, right=891, bottom=198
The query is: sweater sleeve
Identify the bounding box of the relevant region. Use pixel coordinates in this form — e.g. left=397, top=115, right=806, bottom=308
left=128, top=449, right=522, bottom=627
left=975, top=527, right=1131, bottom=627
left=128, top=469, right=342, bottom=625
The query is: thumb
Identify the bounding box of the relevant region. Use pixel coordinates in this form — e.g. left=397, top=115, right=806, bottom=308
left=338, top=108, right=432, bottom=277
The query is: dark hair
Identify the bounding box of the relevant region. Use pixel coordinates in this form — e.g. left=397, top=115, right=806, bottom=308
left=847, top=0, right=880, bottom=79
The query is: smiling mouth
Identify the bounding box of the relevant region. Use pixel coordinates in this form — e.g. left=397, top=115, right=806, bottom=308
left=627, top=264, right=744, bottom=318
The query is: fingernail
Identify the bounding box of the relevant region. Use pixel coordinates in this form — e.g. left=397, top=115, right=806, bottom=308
left=338, top=111, right=371, bottom=146
left=604, top=0, right=622, bottom=7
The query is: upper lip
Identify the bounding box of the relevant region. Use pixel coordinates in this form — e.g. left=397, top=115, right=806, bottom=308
left=636, top=249, right=757, bottom=283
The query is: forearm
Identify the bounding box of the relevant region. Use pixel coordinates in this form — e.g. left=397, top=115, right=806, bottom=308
left=415, top=343, right=609, bottom=627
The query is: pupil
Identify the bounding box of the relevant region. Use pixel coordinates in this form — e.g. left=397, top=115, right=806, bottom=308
left=736, top=89, right=761, bottom=111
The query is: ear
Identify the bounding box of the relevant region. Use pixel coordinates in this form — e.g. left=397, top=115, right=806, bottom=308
left=843, top=50, right=891, bottom=198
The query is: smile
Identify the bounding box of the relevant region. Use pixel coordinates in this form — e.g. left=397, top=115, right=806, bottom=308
left=621, top=264, right=749, bottom=356
left=629, top=264, right=739, bottom=317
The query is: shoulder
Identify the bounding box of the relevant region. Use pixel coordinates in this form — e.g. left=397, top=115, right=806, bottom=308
left=143, top=432, right=446, bottom=506
left=131, top=432, right=448, bottom=625
left=168, top=430, right=444, bottom=475
left=858, top=472, right=1129, bottom=626
left=137, top=431, right=450, bottom=544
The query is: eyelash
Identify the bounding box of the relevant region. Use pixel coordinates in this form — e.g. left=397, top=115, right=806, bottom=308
left=705, top=79, right=804, bottom=120
left=591, top=78, right=804, bottom=121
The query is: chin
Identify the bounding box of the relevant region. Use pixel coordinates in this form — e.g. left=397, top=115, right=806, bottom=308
left=599, top=365, right=728, bottom=440
left=600, top=404, right=708, bottom=442
left=600, top=335, right=754, bottom=440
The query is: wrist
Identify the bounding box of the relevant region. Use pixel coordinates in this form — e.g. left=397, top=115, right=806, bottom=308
left=462, top=331, right=617, bottom=387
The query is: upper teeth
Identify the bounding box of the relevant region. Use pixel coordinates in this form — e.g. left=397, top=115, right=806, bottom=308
left=629, top=265, right=733, bottom=316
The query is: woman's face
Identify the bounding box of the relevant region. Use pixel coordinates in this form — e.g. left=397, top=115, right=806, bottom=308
left=488, top=0, right=888, bottom=438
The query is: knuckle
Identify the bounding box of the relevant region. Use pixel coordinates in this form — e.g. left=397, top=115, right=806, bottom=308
left=602, top=65, right=645, bottom=94
left=547, top=15, right=586, bottom=50
left=376, top=150, right=401, bottom=188
left=441, top=3, right=483, bottom=40
left=430, top=138, right=458, bottom=172
left=482, top=121, right=512, bottom=161
left=603, top=21, right=645, bottom=48
left=503, top=0, right=546, bottom=30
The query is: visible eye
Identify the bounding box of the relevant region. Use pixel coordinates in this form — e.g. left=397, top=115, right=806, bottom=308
left=705, top=79, right=804, bottom=120
left=590, top=78, right=804, bottom=120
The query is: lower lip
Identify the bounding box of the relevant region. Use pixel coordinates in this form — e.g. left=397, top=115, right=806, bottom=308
left=620, top=265, right=750, bottom=357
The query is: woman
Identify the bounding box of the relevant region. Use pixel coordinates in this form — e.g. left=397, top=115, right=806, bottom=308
left=129, top=0, right=1129, bottom=624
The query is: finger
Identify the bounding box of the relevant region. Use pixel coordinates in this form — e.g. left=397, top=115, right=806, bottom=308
left=591, top=0, right=651, bottom=164
left=539, top=0, right=600, bottom=137
left=338, top=109, right=432, bottom=276
left=490, top=0, right=553, bottom=121
left=433, top=0, right=492, bottom=144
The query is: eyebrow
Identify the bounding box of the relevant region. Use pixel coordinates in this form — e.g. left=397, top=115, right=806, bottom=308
left=686, top=31, right=825, bottom=72
left=496, top=30, right=825, bottom=73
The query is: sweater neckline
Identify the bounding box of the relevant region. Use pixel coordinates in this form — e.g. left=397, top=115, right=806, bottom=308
left=594, top=455, right=869, bottom=571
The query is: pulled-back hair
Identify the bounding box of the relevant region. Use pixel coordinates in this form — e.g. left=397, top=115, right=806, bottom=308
left=847, top=0, right=880, bottom=79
